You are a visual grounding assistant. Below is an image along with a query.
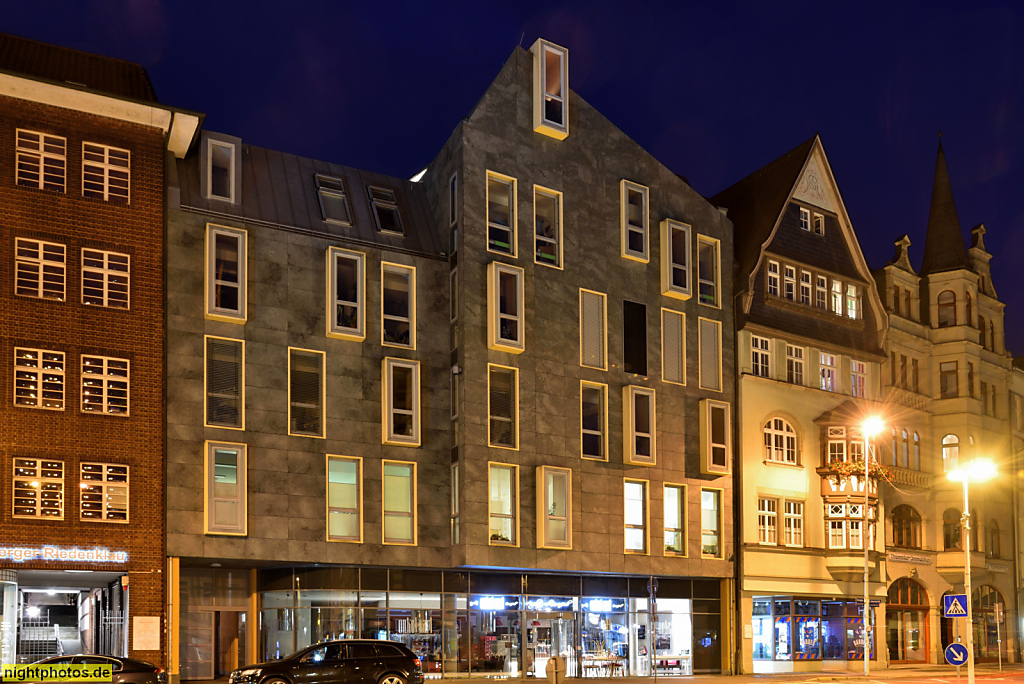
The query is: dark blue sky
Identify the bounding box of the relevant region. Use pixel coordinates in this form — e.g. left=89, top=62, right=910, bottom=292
left=7, top=1, right=1024, bottom=352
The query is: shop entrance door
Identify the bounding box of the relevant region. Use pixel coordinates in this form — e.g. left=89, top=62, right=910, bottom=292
left=182, top=610, right=246, bottom=680
left=886, top=610, right=927, bottom=662
left=526, top=612, right=576, bottom=678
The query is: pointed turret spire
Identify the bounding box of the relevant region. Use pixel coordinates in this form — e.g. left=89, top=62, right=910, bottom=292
left=920, top=138, right=970, bottom=275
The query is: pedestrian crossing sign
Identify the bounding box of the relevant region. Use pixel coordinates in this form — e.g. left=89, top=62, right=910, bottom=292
left=944, top=594, right=968, bottom=617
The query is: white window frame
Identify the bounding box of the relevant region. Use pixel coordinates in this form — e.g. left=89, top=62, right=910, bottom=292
left=82, top=142, right=130, bottom=203
left=451, top=463, right=460, bottom=545
left=326, top=247, right=365, bottom=341
left=766, top=260, right=779, bottom=297
left=12, top=458, right=63, bottom=520
left=696, top=235, right=721, bottom=307
left=14, top=347, right=65, bottom=410
left=15, top=238, right=66, bottom=301
left=81, top=356, right=129, bottom=416
left=664, top=483, right=686, bottom=557
left=700, top=398, right=731, bottom=475
left=580, top=380, right=608, bottom=461
left=624, top=479, right=649, bottom=554
left=660, top=219, right=691, bottom=299
left=382, top=357, right=421, bottom=447
left=786, top=345, right=804, bottom=385
left=204, top=336, right=244, bottom=429
left=531, top=38, right=569, bottom=139
left=784, top=501, right=804, bottom=547
left=799, top=207, right=811, bottom=231
left=486, top=171, right=517, bottom=257
left=816, top=275, right=828, bottom=309
left=488, top=462, right=519, bottom=546
left=698, top=317, right=723, bottom=391
left=813, top=212, right=825, bottom=235
left=288, top=347, right=325, bottom=438
left=701, top=488, right=722, bottom=558
left=534, top=185, right=563, bottom=268
left=831, top=280, right=843, bottom=315
left=820, top=353, right=837, bottom=392
left=763, top=417, right=797, bottom=464
left=381, top=261, right=417, bottom=349
left=620, top=180, right=649, bottom=262
left=327, top=455, right=362, bottom=543
left=16, top=129, right=66, bottom=192
left=80, top=462, right=129, bottom=523
left=579, top=288, right=608, bottom=370
left=758, top=497, right=778, bottom=544
left=783, top=266, right=796, bottom=301
left=205, top=224, right=247, bottom=323
left=751, top=335, right=770, bottom=378
left=368, top=185, right=404, bottom=235
left=205, top=441, right=247, bottom=535
left=488, top=364, right=519, bottom=450
left=487, top=261, right=525, bottom=353
left=661, top=308, right=685, bottom=385
left=846, top=283, right=860, bottom=320
left=800, top=271, right=812, bottom=305
left=206, top=138, right=237, bottom=202
left=315, top=174, right=352, bottom=225
left=82, top=249, right=130, bottom=308
left=382, top=460, right=417, bottom=546
left=537, top=465, right=572, bottom=549
left=624, top=385, right=656, bottom=466
left=851, top=360, right=866, bottom=399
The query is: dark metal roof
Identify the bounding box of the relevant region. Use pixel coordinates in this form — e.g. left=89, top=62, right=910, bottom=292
left=919, top=139, right=970, bottom=276
left=0, top=32, right=157, bottom=102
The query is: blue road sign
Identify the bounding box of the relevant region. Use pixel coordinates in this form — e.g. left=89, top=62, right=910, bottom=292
left=945, top=643, right=969, bottom=666
left=944, top=594, right=968, bottom=617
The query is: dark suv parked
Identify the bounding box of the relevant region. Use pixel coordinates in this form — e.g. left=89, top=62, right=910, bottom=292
left=229, top=640, right=424, bottom=684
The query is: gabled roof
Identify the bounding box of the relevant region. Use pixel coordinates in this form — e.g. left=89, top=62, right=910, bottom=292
left=0, top=32, right=157, bottom=102
left=919, top=140, right=970, bottom=275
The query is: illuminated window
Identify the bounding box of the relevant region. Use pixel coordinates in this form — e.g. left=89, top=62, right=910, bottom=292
left=819, top=353, right=836, bottom=392
left=487, top=172, right=517, bottom=256
left=763, top=418, right=797, bottom=464
left=701, top=489, right=721, bottom=557
left=327, top=455, right=361, bottom=542
left=531, top=38, right=569, bottom=138
left=664, top=484, right=686, bottom=556
left=14, top=348, right=64, bottom=410
left=758, top=498, right=777, bottom=544
left=206, top=442, right=246, bottom=535
left=624, top=479, right=648, bottom=554
left=784, top=502, right=804, bottom=547
left=80, top=463, right=128, bottom=523
left=382, top=461, right=416, bottom=545
left=13, top=458, right=63, bottom=519
left=538, top=466, right=571, bottom=549
left=489, top=463, right=518, bottom=546
left=81, top=356, right=129, bottom=416
left=942, top=434, right=959, bottom=472
left=851, top=361, right=866, bottom=398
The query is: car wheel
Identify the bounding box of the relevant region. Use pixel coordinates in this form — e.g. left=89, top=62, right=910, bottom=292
left=378, top=675, right=406, bottom=684
left=262, top=678, right=290, bottom=684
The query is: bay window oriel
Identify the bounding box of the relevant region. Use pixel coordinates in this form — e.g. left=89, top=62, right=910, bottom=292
left=487, top=172, right=517, bottom=256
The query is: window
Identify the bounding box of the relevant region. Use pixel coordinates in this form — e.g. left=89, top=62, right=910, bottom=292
left=381, top=262, right=416, bottom=348
left=967, top=362, right=975, bottom=397
left=532, top=38, right=568, bottom=138
left=327, top=247, right=365, bottom=340
left=14, top=348, right=64, bottom=410
left=328, top=456, right=361, bottom=542
left=766, top=261, right=780, bottom=297
left=580, top=381, right=607, bottom=460
left=451, top=463, right=460, bottom=544
left=800, top=271, right=812, bottom=305
left=13, top=458, right=63, bottom=519
left=846, top=284, right=860, bottom=319
left=893, top=284, right=902, bottom=314
left=488, top=364, right=518, bottom=449
left=315, top=175, right=352, bottom=224
left=943, top=508, right=962, bottom=550
left=763, top=418, right=797, bottom=464
left=487, top=172, right=516, bottom=256
left=81, top=356, right=129, bottom=415
left=382, top=461, right=416, bottom=545
left=966, top=291, right=974, bottom=327
left=15, top=238, right=65, bottom=301
left=1013, top=393, right=1024, bottom=432
left=205, top=224, right=246, bottom=322
left=940, top=361, right=958, bottom=398
left=851, top=361, right=866, bottom=398
left=661, top=309, right=685, bottom=385
left=912, top=359, right=920, bottom=392
left=80, top=463, right=128, bottom=522
left=813, top=212, right=824, bottom=235
left=828, top=505, right=847, bottom=549
left=206, top=442, right=246, bottom=535
left=289, top=348, right=325, bottom=437
left=579, top=289, right=607, bottom=369
left=206, top=138, right=237, bottom=202
left=696, top=236, right=720, bottom=306
left=487, top=262, right=525, bottom=353
left=205, top=337, right=243, bottom=428
left=816, top=275, right=827, bottom=309
left=620, top=180, right=649, bottom=262
left=534, top=186, right=562, bottom=267
left=942, top=434, right=959, bottom=472
left=661, top=219, right=691, bottom=299
left=784, top=502, right=804, bottom=547
left=698, top=317, right=722, bottom=391
left=664, top=484, right=685, bottom=556
left=827, top=504, right=869, bottom=550
left=489, top=463, right=518, bottom=545
left=786, top=345, right=804, bottom=385
left=784, top=266, right=796, bottom=300
left=819, top=353, right=836, bottom=392
left=16, top=129, right=66, bottom=192
left=624, top=480, right=648, bottom=554
left=937, top=290, right=956, bottom=327
left=900, top=429, right=910, bottom=467
left=751, top=497, right=776, bottom=545
left=624, top=386, right=656, bottom=465
left=981, top=381, right=990, bottom=415
left=831, top=280, right=843, bottom=315
left=701, top=399, right=731, bottom=474
left=891, top=505, right=921, bottom=549
left=701, top=489, right=721, bottom=557
left=988, top=520, right=1000, bottom=558
left=382, top=358, right=420, bottom=446
left=82, top=249, right=129, bottom=308
left=828, top=427, right=847, bottom=463
left=913, top=432, right=921, bottom=470
left=367, top=186, right=403, bottom=234
left=449, top=172, right=459, bottom=254
left=752, top=336, right=770, bottom=378
left=622, top=301, right=647, bottom=375
left=904, top=288, right=912, bottom=318
left=538, top=466, right=571, bottom=549
left=799, top=207, right=811, bottom=231
left=82, top=143, right=129, bottom=203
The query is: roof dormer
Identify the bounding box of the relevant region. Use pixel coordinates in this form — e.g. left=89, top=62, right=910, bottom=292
left=531, top=38, right=569, bottom=140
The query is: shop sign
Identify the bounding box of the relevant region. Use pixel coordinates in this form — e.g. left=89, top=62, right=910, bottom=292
left=0, top=545, right=128, bottom=563
left=887, top=552, right=931, bottom=565
left=525, top=596, right=576, bottom=611
left=582, top=598, right=626, bottom=613
left=470, top=595, right=521, bottom=611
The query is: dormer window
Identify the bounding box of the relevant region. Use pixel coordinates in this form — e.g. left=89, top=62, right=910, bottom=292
left=316, top=175, right=352, bottom=224
left=799, top=208, right=810, bottom=230
left=201, top=132, right=241, bottom=204
left=368, top=186, right=403, bottom=235
left=210, top=143, right=233, bottom=199
left=531, top=38, right=568, bottom=140
left=813, top=213, right=825, bottom=235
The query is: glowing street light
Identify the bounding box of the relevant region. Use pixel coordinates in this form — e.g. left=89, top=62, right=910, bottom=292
left=861, top=416, right=884, bottom=675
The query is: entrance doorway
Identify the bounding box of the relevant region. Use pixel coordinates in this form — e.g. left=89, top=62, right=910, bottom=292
left=886, top=578, right=928, bottom=663
left=182, top=610, right=246, bottom=679
left=525, top=612, right=576, bottom=677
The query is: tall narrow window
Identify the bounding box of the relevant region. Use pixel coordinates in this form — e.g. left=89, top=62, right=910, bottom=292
left=538, top=466, right=571, bottom=549
left=819, top=353, right=836, bottom=392
left=664, top=484, right=685, bottom=556
left=316, top=175, right=352, bottom=224
left=701, top=489, right=721, bottom=557
left=661, top=309, right=685, bottom=385
left=901, top=429, right=910, bottom=468
left=912, top=359, right=920, bottom=392
left=327, top=248, right=365, bottom=340
left=368, top=186, right=404, bottom=234
left=382, top=461, right=416, bottom=545
left=205, top=337, right=243, bottom=428
left=846, top=284, right=860, bottom=319
left=942, top=434, right=959, bottom=472
left=937, top=290, right=956, bottom=327
left=620, top=180, right=649, bottom=262
left=697, top=236, right=720, bottom=306
left=487, top=173, right=517, bottom=256
left=81, top=356, right=129, bottom=415
left=488, top=365, right=518, bottom=449
left=851, top=361, right=866, bottom=399
left=82, top=143, right=129, bottom=203
left=905, top=288, right=913, bottom=319
left=701, top=399, right=731, bottom=474
left=913, top=432, right=921, bottom=470
left=784, top=502, right=804, bottom=546
left=16, top=129, right=66, bottom=192
left=449, top=172, right=459, bottom=252
left=766, top=261, right=780, bottom=297
left=289, top=348, right=324, bottom=437
left=783, top=266, right=796, bottom=300
left=816, top=275, right=827, bottom=309
left=813, top=212, right=825, bottom=235
left=15, top=238, right=65, bottom=301
left=488, top=463, right=518, bottom=545
left=206, top=225, right=246, bottom=322
left=698, top=318, right=722, bottom=391
left=661, top=219, right=691, bottom=299
left=624, top=480, right=648, bottom=554
left=13, top=458, right=63, bottom=519
left=532, top=38, right=569, bottom=138
left=327, top=456, right=362, bottom=542
left=14, top=348, right=65, bottom=410
left=623, top=301, right=647, bottom=375
left=624, top=386, right=656, bottom=465
left=580, top=381, right=607, bottom=460
left=82, top=250, right=129, bottom=308
left=800, top=271, right=811, bottom=305
left=831, top=280, right=843, bottom=315
left=943, top=508, right=962, bottom=550
left=940, top=361, right=958, bottom=399
left=451, top=463, right=460, bottom=545
left=80, top=463, right=128, bottom=522
left=758, top=498, right=777, bottom=544
left=383, top=358, right=420, bottom=446
left=786, top=345, right=804, bottom=385
left=534, top=186, right=562, bottom=267
left=205, top=442, right=246, bottom=535
left=487, top=262, right=525, bottom=353
left=208, top=139, right=235, bottom=201
left=579, top=289, right=607, bottom=369
left=381, top=262, right=416, bottom=348
left=763, top=418, right=797, bottom=464
left=751, top=336, right=770, bottom=378
left=799, top=207, right=811, bottom=230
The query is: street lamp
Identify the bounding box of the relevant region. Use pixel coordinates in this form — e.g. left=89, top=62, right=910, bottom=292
left=861, top=416, right=884, bottom=675
left=948, top=458, right=997, bottom=684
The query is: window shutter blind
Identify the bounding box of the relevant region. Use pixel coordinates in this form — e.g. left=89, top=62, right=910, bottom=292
left=489, top=368, right=516, bottom=446
left=580, top=290, right=604, bottom=368
left=663, top=310, right=684, bottom=383
left=699, top=319, right=720, bottom=390
left=290, top=351, right=322, bottom=435
left=207, top=338, right=242, bottom=427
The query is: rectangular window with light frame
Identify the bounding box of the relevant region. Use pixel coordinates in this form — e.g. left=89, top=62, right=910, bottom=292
left=327, top=455, right=362, bottom=542
left=382, top=357, right=420, bottom=446
left=531, top=38, right=569, bottom=139
left=16, top=129, right=66, bottom=192
left=624, top=479, right=648, bottom=554
left=81, top=356, right=129, bottom=416
left=579, top=289, right=607, bottom=369
left=382, top=460, right=416, bottom=545
left=327, top=247, right=364, bottom=340
left=205, top=224, right=246, bottom=322
left=487, top=262, right=525, bottom=353
left=661, top=219, right=691, bottom=299
left=488, top=463, right=518, bottom=546
left=534, top=185, right=562, bottom=267
left=15, top=238, right=65, bottom=301
left=288, top=348, right=325, bottom=437
left=700, top=399, right=731, bottom=475
left=757, top=497, right=777, bottom=544
left=381, top=262, right=416, bottom=348
left=205, top=441, right=246, bottom=535
left=487, top=172, right=517, bottom=256
left=537, top=465, right=571, bottom=549
left=80, top=463, right=128, bottom=523
left=787, top=345, right=804, bottom=385
left=701, top=488, right=722, bottom=557
left=13, top=458, right=63, bottom=520
left=15, top=348, right=65, bottom=410
left=580, top=381, right=608, bottom=460
left=205, top=336, right=243, bottom=429
left=661, top=308, right=685, bottom=385
left=696, top=235, right=720, bottom=306
left=620, top=180, right=649, bottom=262
left=82, top=142, right=129, bottom=203
left=751, top=335, right=770, bottom=378
left=698, top=317, right=722, bottom=391
left=784, top=501, right=804, bottom=547
left=81, top=249, right=129, bottom=308
left=664, top=483, right=686, bottom=556
left=488, top=364, right=518, bottom=449
left=624, top=385, right=656, bottom=465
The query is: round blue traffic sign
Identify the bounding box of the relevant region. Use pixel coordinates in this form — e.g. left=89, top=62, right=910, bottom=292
left=945, top=643, right=969, bottom=666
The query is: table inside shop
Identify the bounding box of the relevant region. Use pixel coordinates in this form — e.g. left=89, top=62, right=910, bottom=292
left=654, top=656, right=690, bottom=674
left=582, top=656, right=626, bottom=677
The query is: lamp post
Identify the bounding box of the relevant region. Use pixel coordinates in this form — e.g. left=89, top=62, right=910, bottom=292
left=948, top=458, right=997, bottom=684
left=861, top=416, right=884, bottom=675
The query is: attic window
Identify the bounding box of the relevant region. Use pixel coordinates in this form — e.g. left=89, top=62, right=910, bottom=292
left=316, top=175, right=351, bottom=224
left=368, top=186, right=403, bottom=235
left=209, top=142, right=234, bottom=200
left=813, top=212, right=825, bottom=235
left=531, top=38, right=569, bottom=140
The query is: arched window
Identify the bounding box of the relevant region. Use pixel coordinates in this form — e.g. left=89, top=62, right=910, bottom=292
left=912, top=432, right=921, bottom=470
left=943, top=508, right=962, bottom=550
left=988, top=520, right=1000, bottom=558
left=890, top=427, right=898, bottom=466
left=888, top=577, right=928, bottom=606
left=942, top=434, right=959, bottom=472
left=979, top=315, right=987, bottom=348
left=901, top=429, right=909, bottom=468
left=892, top=505, right=922, bottom=549
left=965, top=291, right=973, bottom=327
left=970, top=508, right=979, bottom=551
left=763, top=418, right=797, bottom=464
left=937, top=290, right=956, bottom=327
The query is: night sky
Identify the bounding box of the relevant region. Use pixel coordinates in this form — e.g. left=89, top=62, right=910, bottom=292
left=6, top=1, right=1023, bottom=353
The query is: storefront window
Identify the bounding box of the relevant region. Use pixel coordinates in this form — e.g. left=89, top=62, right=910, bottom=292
left=469, top=595, right=520, bottom=675
left=752, top=597, right=870, bottom=664
left=752, top=599, right=772, bottom=660
left=581, top=597, right=628, bottom=677
left=655, top=599, right=692, bottom=674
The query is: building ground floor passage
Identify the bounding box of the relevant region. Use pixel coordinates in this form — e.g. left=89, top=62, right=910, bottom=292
left=0, top=568, right=129, bottom=664
left=174, top=565, right=726, bottom=679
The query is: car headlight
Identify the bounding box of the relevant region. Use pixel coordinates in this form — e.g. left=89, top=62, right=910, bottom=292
left=233, top=668, right=262, bottom=682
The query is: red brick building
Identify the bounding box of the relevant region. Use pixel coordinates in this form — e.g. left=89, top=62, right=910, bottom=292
left=0, top=33, right=198, bottom=666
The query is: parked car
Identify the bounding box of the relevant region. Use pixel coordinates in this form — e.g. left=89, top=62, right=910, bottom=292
left=32, top=655, right=166, bottom=684
left=229, top=640, right=424, bottom=684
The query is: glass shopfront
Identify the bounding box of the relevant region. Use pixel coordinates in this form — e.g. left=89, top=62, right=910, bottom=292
left=752, top=596, right=874, bottom=669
